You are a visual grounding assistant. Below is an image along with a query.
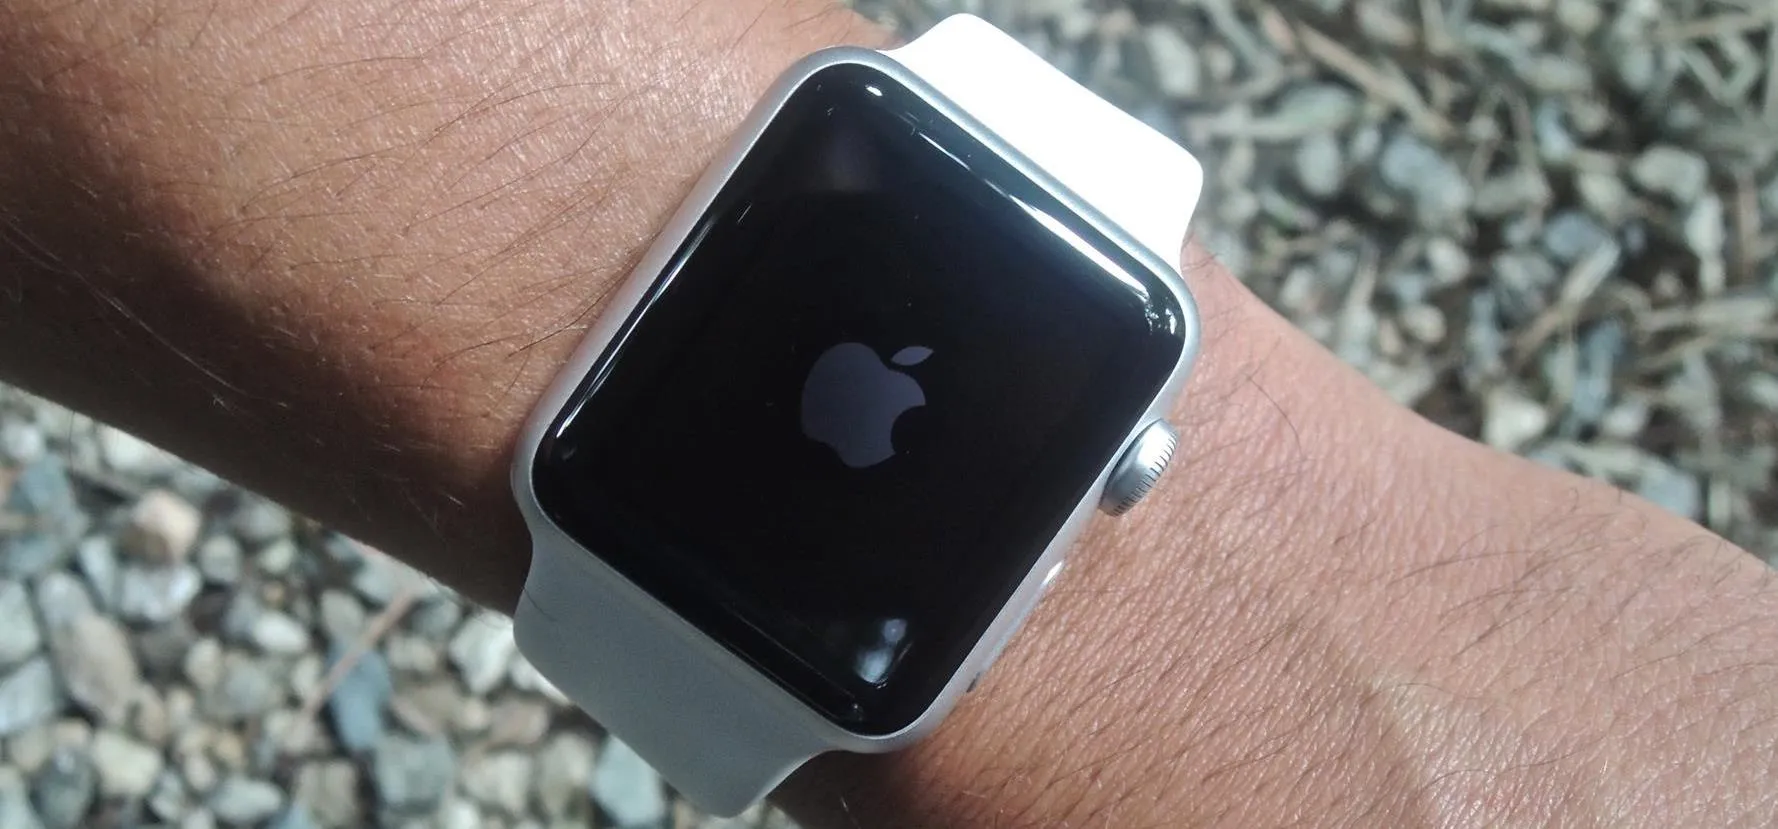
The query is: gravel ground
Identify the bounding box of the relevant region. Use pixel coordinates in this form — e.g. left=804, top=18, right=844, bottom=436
left=1, top=0, right=1774, bottom=827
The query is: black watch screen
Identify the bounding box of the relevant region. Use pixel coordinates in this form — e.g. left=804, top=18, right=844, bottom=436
left=531, top=60, right=1187, bottom=735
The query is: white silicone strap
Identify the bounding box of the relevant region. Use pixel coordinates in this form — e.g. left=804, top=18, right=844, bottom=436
left=515, top=14, right=1204, bottom=817
left=516, top=534, right=828, bottom=814
left=886, top=15, right=1203, bottom=269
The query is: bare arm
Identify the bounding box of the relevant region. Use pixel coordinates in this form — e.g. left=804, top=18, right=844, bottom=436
left=3, top=1, right=1774, bottom=825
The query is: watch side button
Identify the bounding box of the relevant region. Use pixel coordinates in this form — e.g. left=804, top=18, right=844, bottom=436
left=1099, top=420, right=1179, bottom=516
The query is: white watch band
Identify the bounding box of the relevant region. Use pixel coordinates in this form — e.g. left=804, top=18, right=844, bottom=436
left=514, top=14, right=1202, bottom=818
left=887, top=15, right=1203, bottom=268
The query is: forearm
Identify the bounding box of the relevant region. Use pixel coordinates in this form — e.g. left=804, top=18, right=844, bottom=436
left=0, top=0, right=879, bottom=609
left=3, top=1, right=1775, bottom=826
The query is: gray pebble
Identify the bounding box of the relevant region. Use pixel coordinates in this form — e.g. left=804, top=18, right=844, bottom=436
left=1601, top=397, right=1653, bottom=440
left=1555, top=0, right=1603, bottom=34
left=325, top=644, right=391, bottom=754
left=120, top=490, right=202, bottom=565
left=1524, top=445, right=1574, bottom=472
left=219, top=592, right=262, bottom=645
left=0, top=581, right=43, bottom=670
left=591, top=738, right=666, bottom=828
left=1637, top=462, right=1703, bottom=520
left=1, top=459, right=81, bottom=578
left=96, top=427, right=172, bottom=477
left=203, top=652, right=282, bottom=723
left=33, top=571, right=93, bottom=629
left=1746, top=374, right=1778, bottom=411
left=0, top=768, right=44, bottom=829
left=1683, top=193, right=1726, bottom=257
left=49, top=613, right=141, bottom=726
left=208, top=776, right=285, bottom=826
left=1424, top=237, right=1471, bottom=286
left=6, top=458, right=74, bottom=519
left=292, top=761, right=361, bottom=829
left=0, top=658, right=59, bottom=738
left=165, top=465, right=229, bottom=504
left=387, top=680, right=458, bottom=737
left=1630, top=145, right=1711, bottom=203
left=1566, top=320, right=1625, bottom=431
left=116, top=564, right=203, bottom=624
left=1611, top=41, right=1658, bottom=93
left=1292, top=133, right=1345, bottom=199
left=130, top=687, right=172, bottom=746
left=30, top=747, right=96, bottom=829
left=90, top=729, right=163, bottom=798
left=1467, top=294, right=1509, bottom=383
left=1274, top=83, right=1360, bottom=135
left=1459, top=269, right=1500, bottom=359
left=73, top=537, right=118, bottom=610
left=405, top=598, right=463, bottom=640
left=435, top=797, right=482, bottom=829
left=256, top=539, right=299, bottom=578
left=459, top=752, right=533, bottom=816
left=1379, top=131, right=1472, bottom=225
left=0, top=420, right=45, bottom=464
left=534, top=733, right=595, bottom=819
left=1499, top=213, right=1542, bottom=249
left=1575, top=170, right=1633, bottom=223
left=250, top=611, right=311, bottom=656
left=1760, top=175, right=1778, bottom=219
left=1660, top=100, right=1705, bottom=133
left=318, top=590, right=367, bottom=645
left=317, top=534, right=364, bottom=569
left=372, top=734, right=456, bottom=812
left=1346, top=121, right=1382, bottom=166
left=1532, top=99, right=1576, bottom=162
left=229, top=500, right=294, bottom=548
left=1489, top=251, right=1559, bottom=323
left=484, top=698, right=551, bottom=748
left=148, top=769, right=191, bottom=821
left=182, top=638, right=224, bottom=690
left=134, top=620, right=199, bottom=681
left=1139, top=24, right=1201, bottom=99
left=194, top=536, right=244, bottom=586
left=1483, top=386, right=1551, bottom=451
left=447, top=613, right=516, bottom=695
left=1280, top=268, right=1322, bottom=316
left=1524, top=54, right=1590, bottom=94
left=383, top=634, right=440, bottom=675
left=1397, top=305, right=1447, bottom=345
left=350, top=552, right=426, bottom=607
left=1472, top=167, right=1551, bottom=217
left=6, top=724, right=56, bottom=776
left=270, top=805, right=321, bottom=829
left=1259, top=188, right=1318, bottom=231
left=1542, top=211, right=1614, bottom=264
left=0, top=534, right=67, bottom=581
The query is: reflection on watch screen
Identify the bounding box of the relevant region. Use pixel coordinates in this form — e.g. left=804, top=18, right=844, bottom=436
left=532, top=62, right=1185, bottom=735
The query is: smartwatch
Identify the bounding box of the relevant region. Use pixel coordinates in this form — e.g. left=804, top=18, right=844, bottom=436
left=511, top=14, right=1204, bottom=816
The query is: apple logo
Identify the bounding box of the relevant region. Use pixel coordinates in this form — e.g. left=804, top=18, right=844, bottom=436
left=800, top=342, right=932, bottom=469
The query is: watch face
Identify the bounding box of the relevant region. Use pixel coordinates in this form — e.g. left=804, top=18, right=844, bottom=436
left=531, top=60, right=1188, bottom=736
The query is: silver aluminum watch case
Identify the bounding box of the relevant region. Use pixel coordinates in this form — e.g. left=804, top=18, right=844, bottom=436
left=511, top=42, right=1200, bottom=788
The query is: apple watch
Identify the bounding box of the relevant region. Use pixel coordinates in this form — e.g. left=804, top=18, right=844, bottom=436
left=510, top=14, right=1204, bottom=816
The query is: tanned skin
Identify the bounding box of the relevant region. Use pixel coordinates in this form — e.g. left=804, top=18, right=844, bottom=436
left=2, top=1, right=1774, bottom=825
